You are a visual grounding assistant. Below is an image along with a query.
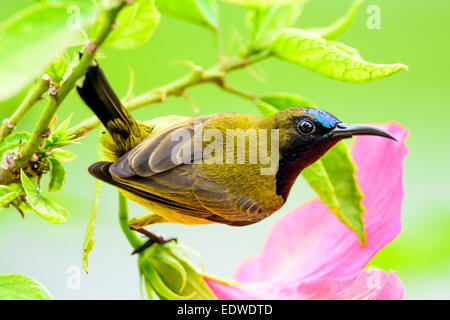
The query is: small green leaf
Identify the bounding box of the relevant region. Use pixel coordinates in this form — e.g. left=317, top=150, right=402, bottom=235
left=82, top=131, right=103, bottom=273
left=271, top=28, right=408, bottom=83
left=156, top=0, right=218, bottom=30
left=260, top=92, right=315, bottom=110
left=0, top=132, right=31, bottom=160
left=0, top=185, right=13, bottom=196
left=222, top=0, right=302, bottom=8
left=48, top=158, right=66, bottom=193
left=51, top=113, right=73, bottom=137
left=302, top=141, right=366, bottom=244
left=103, top=0, right=160, bottom=50
left=248, top=0, right=307, bottom=47
left=307, top=0, right=363, bottom=40
left=44, top=114, right=81, bottom=149
left=0, top=4, right=93, bottom=100
left=0, top=274, right=52, bottom=300
left=255, top=99, right=279, bottom=117
left=48, top=148, right=76, bottom=162
left=82, top=177, right=101, bottom=273
left=0, top=132, right=31, bottom=147
left=45, top=53, right=69, bottom=83
left=20, top=170, right=68, bottom=224
left=0, top=192, right=19, bottom=208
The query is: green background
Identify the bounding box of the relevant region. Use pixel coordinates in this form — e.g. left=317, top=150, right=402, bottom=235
left=0, top=0, right=449, bottom=299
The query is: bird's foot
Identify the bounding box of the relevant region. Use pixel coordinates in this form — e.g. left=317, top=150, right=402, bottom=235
left=131, top=228, right=177, bottom=255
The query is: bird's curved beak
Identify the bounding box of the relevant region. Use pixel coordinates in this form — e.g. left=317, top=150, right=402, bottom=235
left=330, top=123, right=397, bottom=141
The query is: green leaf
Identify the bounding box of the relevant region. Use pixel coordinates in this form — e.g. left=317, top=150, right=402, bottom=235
left=222, top=0, right=302, bottom=8
left=103, top=0, right=160, bottom=50
left=0, top=4, right=93, bottom=100
left=0, top=192, right=19, bottom=208
left=328, top=40, right=361, bottom=59
left=82, top=131, right=103, bottom=273
left=0, top=184, right=24, bottom=209
left=260, top=92, right=315, bottom=109
left=45, top=53, right=69, bottom=83
left=0, top=185, right=13, bottom=196
left=255, top=92, right=315, bottom=117
left=255, top=99, right=279, bottom=117
left=20, top=170, right=68, bottom=224
left=271, top=28, right=408, bottom=83
left=51, top=113, right=73, bottom=137
left=307, top=0, right=363, bottom=40
left=0, top=132, right=31, bottom=147
left=48, top=148, right=76, bottom=162
left=248, top=0, right=307, bottom=47
left=0, top=132, right=31, bottom=160
left=155, top=0, right=218, bottom=30
left=48, top=158, right=66, bottom=193
left=44, top=114, right=81, bottom=149
left=82, top=177, right=101, bottom=273
left=302, top=141, right=366, bottom=244
left=0, top=274, right=53, bottom=300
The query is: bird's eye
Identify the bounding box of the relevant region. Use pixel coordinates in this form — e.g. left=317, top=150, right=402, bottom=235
left=297, top=120, right=315, bottom=135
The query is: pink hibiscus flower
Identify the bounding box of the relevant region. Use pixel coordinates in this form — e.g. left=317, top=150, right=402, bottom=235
left=206, top=123, right=408, bottom=300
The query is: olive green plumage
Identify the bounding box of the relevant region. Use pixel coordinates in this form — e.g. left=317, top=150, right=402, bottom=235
left=77, top=64, right=395, bottom=228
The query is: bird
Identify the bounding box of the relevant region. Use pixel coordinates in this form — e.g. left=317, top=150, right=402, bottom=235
left=77, top=63, right=395, bottom=248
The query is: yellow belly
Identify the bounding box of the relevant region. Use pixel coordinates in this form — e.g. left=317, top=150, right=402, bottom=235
left=121, top=189, right=214, bottom=226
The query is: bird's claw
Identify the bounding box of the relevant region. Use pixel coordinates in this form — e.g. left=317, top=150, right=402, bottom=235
left=131, top=228, right=177, bottom=255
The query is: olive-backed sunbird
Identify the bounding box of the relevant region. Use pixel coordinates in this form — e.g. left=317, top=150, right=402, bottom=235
left=77, top=63, right=395, bottom=229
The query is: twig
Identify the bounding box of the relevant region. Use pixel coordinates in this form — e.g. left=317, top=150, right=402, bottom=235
left=216, top=81, right=259, bottom=101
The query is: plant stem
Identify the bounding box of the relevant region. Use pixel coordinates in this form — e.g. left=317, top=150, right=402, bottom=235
left=69, top=50, right=272, bottom=138
left=15, top=1, right=127, bottom=169
left=0, top=77, right=50, bottom=144
left=217, top=82, right=258, bottom=101
left=16, top=96, right=58, bottom=168
left=118, top=191, right=143, bottom=250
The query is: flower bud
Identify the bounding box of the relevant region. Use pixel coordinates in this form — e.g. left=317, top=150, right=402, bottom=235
left=138, top=242, right=216, bottom=300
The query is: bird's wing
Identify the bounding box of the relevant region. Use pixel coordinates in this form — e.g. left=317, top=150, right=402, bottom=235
left=110, top=115, right=215, bottom=179
left=90, top=160, right=269, bottom=225
left=91, top=161, right=272, bottom=226
left=190, top=167, right=272, bottom=226
left=89, top=161, right=211, bottom=218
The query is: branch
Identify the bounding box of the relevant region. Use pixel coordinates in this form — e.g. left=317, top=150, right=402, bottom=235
left=15, top=1, right=128, bottom=169
left=69, top=50, right=272, bottom=138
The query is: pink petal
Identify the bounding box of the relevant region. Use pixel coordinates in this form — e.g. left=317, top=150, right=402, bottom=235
left=205, top=269, right=404, bottom=300
left=235, top=123, right=409, bottom=284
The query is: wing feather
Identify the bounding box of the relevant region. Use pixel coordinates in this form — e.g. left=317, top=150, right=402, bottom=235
left=111, top=115, right=213, bottom=178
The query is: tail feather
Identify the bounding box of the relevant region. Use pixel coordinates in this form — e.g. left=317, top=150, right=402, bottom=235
left=77, top=63, right=135, bottom=139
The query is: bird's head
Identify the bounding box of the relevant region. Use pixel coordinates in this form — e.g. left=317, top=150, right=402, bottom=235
left=264, top=107, right=396, bottom=198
